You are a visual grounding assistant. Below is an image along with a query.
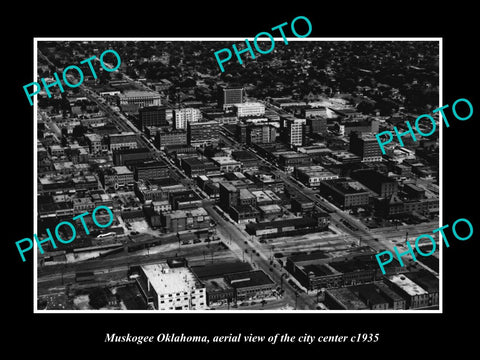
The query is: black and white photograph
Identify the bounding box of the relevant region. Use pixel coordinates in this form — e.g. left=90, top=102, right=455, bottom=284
left=5, top=5, right=478, bottom=355
left=33, top=39, right=441, bottom=313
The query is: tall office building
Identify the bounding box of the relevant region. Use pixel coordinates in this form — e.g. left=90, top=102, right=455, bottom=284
left=218, top=85, right=244, bottom=110
left=286, top=118, right=306, bottom=147
left=247, top=124, right=277, bottom=144
left=187, top=121, right=219, bottom=147
left=349, top=132, right=383, bottom=162
left=219, top=182, right=239, bottom=212
left=138, top=106, right=169, bottom=130
left=173, top=108, right=202, bottom=129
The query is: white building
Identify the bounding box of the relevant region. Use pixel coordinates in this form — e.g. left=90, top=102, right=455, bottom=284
left=138, top=263, right=207, bottom=310
left=286, top=118, right=306, bottom=147
left=173, top=108, right=202, bottom=129
left=118, top=90, right=162, bottom=107
left=233, top=102, right=266, bottom=118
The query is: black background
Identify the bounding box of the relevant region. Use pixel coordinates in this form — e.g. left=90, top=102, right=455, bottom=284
left=6, top=3, right=478, bottom=355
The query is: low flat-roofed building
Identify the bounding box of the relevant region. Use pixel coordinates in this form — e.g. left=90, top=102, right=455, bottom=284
left=181, top=157, right=220, bottom=178
left=349, top=283, right=389, bottom=310
left=319, top=178, right=371, bottom=209
left=137, top=263, right=206, bottom=310
left=278, top=152, right=311, bottom=172
left=329, top=150, right=361, bottom=164
left=100, top=165, right=134, bottom=189
left=290, top=194, right=315, bottom=215
left=108, top=132, right=138, bottom=151
left=231, top=150, right=260, bottom=170
left=232, top=102, right=266, bottom=118
left=324, top=287, right=368, bottom=310
left=352, top=169, right=398, bottom=198
left=169, top=190, right=203, bottom=210
left=404, top=270, right=439, bottom=307
left=244, top=172, right=284, bottom=193
left=286, top=251, right=339, bottom=290
left=245, top=216, right=324, bottom=239
left=295, top=166, right=339, bottom=188
left=191, top=261, right=252, bottom=280
left=118, top=90, right=162, bottom=107
left=152, top=199, right=172, bottom=213
left=133, top=159, right=169, bottom=181
left=229, top=204, right=259, bottom=224
left=85, top=133, right=108, bottom=154
left=161, top=207, right=210, bottom=232
left=374, top=281, right=407, bottom=310
left=385, top=274, right=429, bottom=309
left=72, top=197, right=96, bottom=213
left=202, top=277, right=235, bottom=305
left=211, top=156, right=242, bottom=173
left=238, top=188, right=257, bottom=206
left=258, top=204, right=283, bottom=220
left=113, top=147, right=153, bottom=166
left=224, top=270, right=275, bottom=301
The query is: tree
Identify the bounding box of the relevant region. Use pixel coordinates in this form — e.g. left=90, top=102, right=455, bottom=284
left=72, top=125, right=87, bottom=138
left=89, top=288, right=108, bottom=309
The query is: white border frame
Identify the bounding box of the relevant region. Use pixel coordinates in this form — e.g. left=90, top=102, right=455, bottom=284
left=33, top=37, right=443, bottom=314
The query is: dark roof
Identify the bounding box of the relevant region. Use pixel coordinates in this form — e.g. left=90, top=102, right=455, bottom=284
left=288, top=251, right=328, bottom=263
left=350, top=283, right=389, bottom=305
left=405, top=270, right=439, bottom=292
left=246, top=217, right=317, bottom=231
left=147, top=177, right=180, bottom=187
left=329, top=255, right=379, bottom=273
left=231, top=150, right=257, bottom=161
left=113, top=147, right=151, bottom=155
left=352, top=169, right=395, bottom=184
left=303, top=263, right=333, bottom=276
left=135, top=159, right=168, bottom=168
left=191, top=261, right=252, bottom=279
left=225, top=270, right=274, bottom=288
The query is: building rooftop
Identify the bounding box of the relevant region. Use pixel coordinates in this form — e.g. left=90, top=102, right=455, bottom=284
left=258, top=204, right=282, bottom=213
left=239, top=188, right=255, bottom=200
left=203, top=277, right=234, bottom=293
left=191, top=261, right=252, bottom=279
left=211, top=156, right=241, bottom=165
left=329, top=254, right=379, bottom=273
left=374, top=282, right=405, bottom=303
left=322, top=178, right=370, bottom=194
left=113, top=166, right=133, bottom=175
left=350, top=283, right=389, bottom=305
left=233, top=102, right=264, bottom=108
left=141, top=263, right=202, bottom=295
left=251, top=190, right=272, bottom=202
left=134, top=159, right=168, bottom=168
left=287, top=251, right=330, bottom=268
left=404, top=270, right=439, bottom=293
left=225, top=270, right=274, bottom=288
left=279, top=152, right=310, bottom=159
left=302, top=263, right=334, bottom=277
left=388, top=274, right=428, bottom=297
left=219, top=182, right=238, bottom=192
left=326, top=288, right=368, bottom=310
left=119, top=90, right=161, bottom=98
left=113, top=147, right=151, bottom=155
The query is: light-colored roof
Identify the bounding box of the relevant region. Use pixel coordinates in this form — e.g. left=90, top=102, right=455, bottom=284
left=389, top=274, right=428, bottom=296
left=142, top=263, right=199, bottom=295
left=113, top=166, right=133, bottom=175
